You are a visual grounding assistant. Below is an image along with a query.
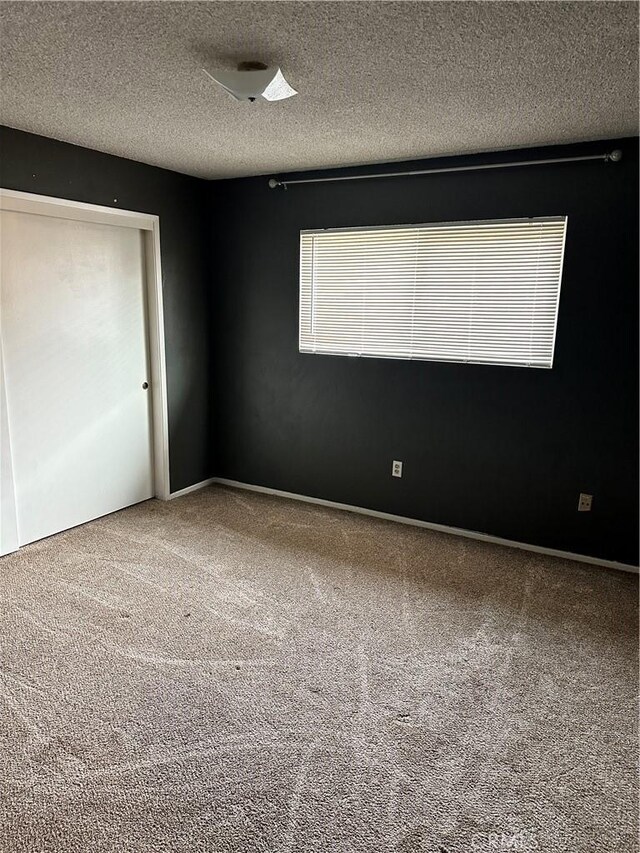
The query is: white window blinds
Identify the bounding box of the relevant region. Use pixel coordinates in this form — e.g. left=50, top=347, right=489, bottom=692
left=299, top=217, right=567, bottom=368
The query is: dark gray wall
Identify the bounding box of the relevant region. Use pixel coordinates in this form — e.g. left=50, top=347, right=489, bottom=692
left=210, top=138, right=639, bottom=565
left=0, top=126, right=212, bottom=493
left=1, top=126, right=637, bottom=563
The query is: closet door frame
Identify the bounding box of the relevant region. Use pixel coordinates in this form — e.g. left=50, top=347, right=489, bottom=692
left=0, top=189, right=171, bottom=556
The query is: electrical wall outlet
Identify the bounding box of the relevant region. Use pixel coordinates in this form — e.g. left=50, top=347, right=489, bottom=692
left=578, top=493, right=593, bottom=512
left=392, top=460, right=403, bottom=478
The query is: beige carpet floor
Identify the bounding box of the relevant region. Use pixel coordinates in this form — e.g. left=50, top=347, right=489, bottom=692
left=0, top=485, right=637, bottom=853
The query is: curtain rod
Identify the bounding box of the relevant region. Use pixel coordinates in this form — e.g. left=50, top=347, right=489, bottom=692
left=267, top=149, right=622, bottom=189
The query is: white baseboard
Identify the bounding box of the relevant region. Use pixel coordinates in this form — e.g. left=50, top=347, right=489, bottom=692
left=212, top=477, right=639, bottom=575
left=168, top=477, right=217, bottom=500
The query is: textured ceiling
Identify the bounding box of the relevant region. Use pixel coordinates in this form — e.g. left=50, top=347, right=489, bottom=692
left=0, top=1, right=638, bottom=179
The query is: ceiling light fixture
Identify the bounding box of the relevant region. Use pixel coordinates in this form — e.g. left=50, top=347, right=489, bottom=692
left=202, top=62, right=297, bottom=103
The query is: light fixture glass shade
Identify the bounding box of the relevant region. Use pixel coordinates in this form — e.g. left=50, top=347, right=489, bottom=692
left=203, top=66, right=297, bottom=102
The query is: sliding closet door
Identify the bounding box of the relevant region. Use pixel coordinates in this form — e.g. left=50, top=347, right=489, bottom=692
left=0, top=209, right=154, bottom=549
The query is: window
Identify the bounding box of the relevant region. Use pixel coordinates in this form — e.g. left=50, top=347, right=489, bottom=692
left=299, top=217, right=567, bottom=368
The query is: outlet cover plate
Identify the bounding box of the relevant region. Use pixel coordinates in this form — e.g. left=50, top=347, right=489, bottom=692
left=578, top=493, right=593, bottom=512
